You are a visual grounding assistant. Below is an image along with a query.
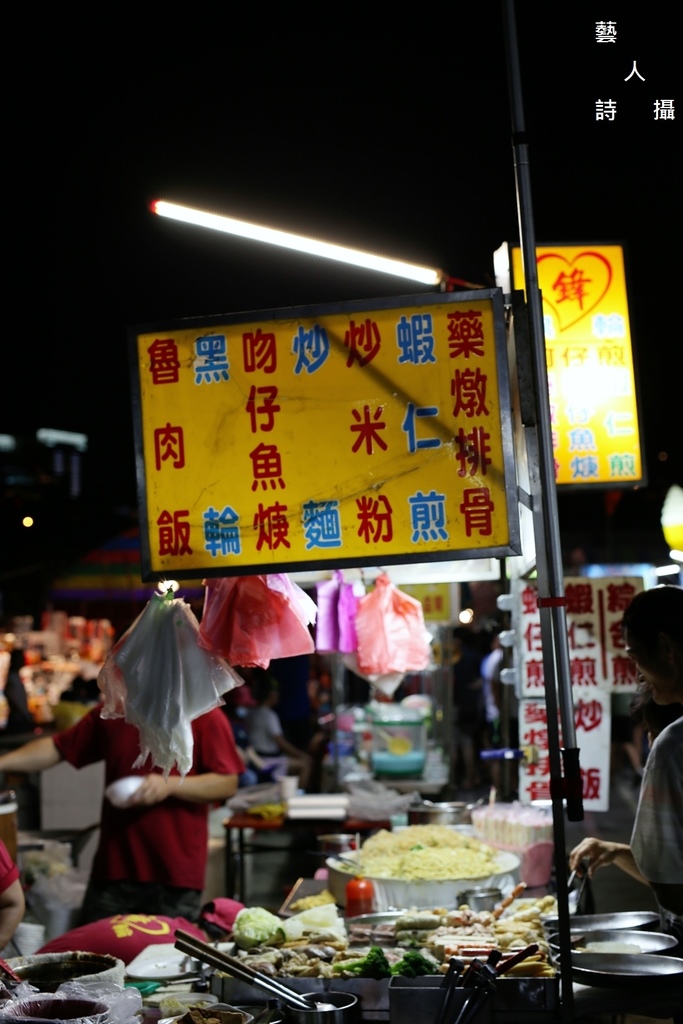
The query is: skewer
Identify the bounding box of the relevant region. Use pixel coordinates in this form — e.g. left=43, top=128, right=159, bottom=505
left=492, top=881, right=527, bottom=919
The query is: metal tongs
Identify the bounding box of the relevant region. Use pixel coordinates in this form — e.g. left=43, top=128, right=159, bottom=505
left=174, top=929, right=327, bottom=1013
left=567, top=857, right=590, bottom=910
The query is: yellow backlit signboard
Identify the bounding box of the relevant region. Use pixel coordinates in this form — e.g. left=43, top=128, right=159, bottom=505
left=129, top=290, right=519, bottom=580
left=511, top=244, right=643, bottom=487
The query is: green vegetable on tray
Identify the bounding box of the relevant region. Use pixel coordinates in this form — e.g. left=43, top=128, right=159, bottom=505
left=232, top=906, right=286, bottom=950
left=332, top=946, right=393, bottom=979
left=389, top=950, right=440, bottom=977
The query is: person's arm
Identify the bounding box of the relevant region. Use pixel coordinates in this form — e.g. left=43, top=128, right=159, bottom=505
left=274, top=734, right=312, bottom=763
left=0, top=736, right=62, bottom=774
left=569, top=837, right=649, bottom=885
left=126, top=771, right=238, bottom=807
left=0, top=877, right=25, bottom=950
left=245, top=745, right=268, bottom=771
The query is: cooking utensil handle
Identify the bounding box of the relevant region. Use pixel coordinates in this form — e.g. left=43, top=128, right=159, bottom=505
left=496, top=942, right=539, bottom=975
left=174, top=931, right=312, bottom=1012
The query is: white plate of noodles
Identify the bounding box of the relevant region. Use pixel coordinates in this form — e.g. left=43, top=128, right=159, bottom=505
left=326, top=824, right=520, bottom=910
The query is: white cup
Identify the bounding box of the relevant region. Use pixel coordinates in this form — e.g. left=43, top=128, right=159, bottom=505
left=280, top=776, right=299, bottom=799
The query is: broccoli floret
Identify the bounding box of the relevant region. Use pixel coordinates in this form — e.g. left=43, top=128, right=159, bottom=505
left=390, top=949, right=440, bottom=977
left=332, top=945, right=392, bottom=979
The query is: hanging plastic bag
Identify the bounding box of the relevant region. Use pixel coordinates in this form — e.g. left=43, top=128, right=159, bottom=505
left=198, top=574, right=315, bottom=668
left=341, top=650, right=407, bottom=698
left=338, top=577, right=365, bottom=653
left=354, top=573, right=431, bottom=677
left=315, top=573, right=341, bottom=653
left=98, top=592, right=244, bottom=776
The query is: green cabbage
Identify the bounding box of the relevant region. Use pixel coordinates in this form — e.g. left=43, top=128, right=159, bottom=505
left=232, top=907, right=286, bottom=950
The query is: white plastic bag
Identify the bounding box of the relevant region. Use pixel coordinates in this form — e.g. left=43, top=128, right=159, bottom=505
left=98, top=593, right=244, bottom=775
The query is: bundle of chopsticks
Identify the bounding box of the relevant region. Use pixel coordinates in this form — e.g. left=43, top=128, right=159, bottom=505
left=435, top=943, right=541, bottom=1024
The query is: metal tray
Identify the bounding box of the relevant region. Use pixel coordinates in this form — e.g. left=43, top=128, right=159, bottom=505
left=543, top=910, right=660, bottom=932
left=345, top=911, right=410, bottom=926
left=549, top=929, right=677, bottom=955
left=567, top=952, right=683, bottom=990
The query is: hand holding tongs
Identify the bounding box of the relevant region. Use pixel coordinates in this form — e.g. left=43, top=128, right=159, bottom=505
left=567, top=857, right=590, bottom=908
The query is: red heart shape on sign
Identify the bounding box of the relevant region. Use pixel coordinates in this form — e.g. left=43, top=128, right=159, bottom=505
left=537, top=251, right=613, bottom=332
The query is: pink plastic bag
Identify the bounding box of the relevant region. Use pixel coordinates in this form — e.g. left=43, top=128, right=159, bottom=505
left=355, top=573, right=431, bottom=676
left=198, top=574, right=315, bottom=668
left=315, top=575, right=341, bottom=653
left=338, top=579, right=364, bottom=653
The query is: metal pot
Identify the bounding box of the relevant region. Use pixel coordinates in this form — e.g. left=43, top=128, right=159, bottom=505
left=407, top=801, right=475, bottom=826
left=316, top=834, right=357, bottom=855
left=286, top=992, right=359, bottom=1024
left=457, top=887, right=502, bottom=912
left=6, top=953, right=125, bottom=992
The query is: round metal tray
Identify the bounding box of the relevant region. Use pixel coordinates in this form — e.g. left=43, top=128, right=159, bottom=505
left=549, top=929, right=677, bottom=955
left=543, top=910, right=660, bottom=932
left=566, top=952, right=683, bottom=990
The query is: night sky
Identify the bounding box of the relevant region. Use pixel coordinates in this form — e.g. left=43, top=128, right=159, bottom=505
left=4, top=5, right=679, bottom=616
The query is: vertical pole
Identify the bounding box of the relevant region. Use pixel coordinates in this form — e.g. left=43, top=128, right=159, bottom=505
left=501, top=2, right=583, bottom=1018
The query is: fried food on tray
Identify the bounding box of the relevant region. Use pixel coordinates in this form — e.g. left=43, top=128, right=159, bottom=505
left=288, top=889, right=336, bottom=912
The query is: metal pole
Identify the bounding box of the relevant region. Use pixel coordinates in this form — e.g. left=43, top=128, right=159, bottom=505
left=501, top=2, right=583, bottom=1018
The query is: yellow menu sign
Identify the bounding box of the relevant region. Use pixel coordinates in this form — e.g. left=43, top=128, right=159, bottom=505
left=511, top=244, right=643, bottom=487
left=130, top=290, right=519, bottom=579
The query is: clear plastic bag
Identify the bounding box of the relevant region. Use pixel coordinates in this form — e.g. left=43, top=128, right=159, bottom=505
left=98, top=593, right=244, bottom=776
left=198, top=574, right=315, bottom=667
left=1, top=980, right=141, bottom=1024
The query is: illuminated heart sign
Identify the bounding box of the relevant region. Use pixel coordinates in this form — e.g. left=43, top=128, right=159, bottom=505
left=537, top=250, right=612, bottom=332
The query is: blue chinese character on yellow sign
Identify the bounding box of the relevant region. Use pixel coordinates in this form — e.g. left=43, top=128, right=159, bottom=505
left=194, top=335, right=229, bottom=383
left=396, top=313, right=435, bottom=364
left=302, top=500, right=342, bottom=549
left=293, top=324, right=330, bottom=375
left=409, top=490, right=448, bottom=542
left=203, top=505, right=241, bottom=556
left=402, top=402, right=441, bottom=453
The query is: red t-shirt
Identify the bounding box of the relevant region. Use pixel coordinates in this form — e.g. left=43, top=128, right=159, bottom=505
left=54, top=706, right=242, bottom=890
left=0, top=840, right=19, bottom=894
left=37, top=914, right=205, bottom=963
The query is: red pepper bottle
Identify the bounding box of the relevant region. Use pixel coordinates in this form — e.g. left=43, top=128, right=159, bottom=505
left=345, top=875, right=375, bottom=917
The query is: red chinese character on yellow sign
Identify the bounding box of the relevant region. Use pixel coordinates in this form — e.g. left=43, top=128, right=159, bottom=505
left=250, top=443, right=285, bottom=490
left=154, top=423, right=185, bottom=471
left=157, top=510, right=192, bottom=556
left=447, top=310, right=484, bottom=358
left=243, top=329, right=277, bottom=373
left=356, top=495, right=393, bottom=543
left=344, top=319, right=381, bottom=367
left=148, top=339, right=180, bottom=385
left=254, top=502, right=290, bottom=550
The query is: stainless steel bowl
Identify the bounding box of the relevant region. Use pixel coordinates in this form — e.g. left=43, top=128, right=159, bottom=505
left=407, top=801, right=475, bottom=826
left=317, top=834, right=357, bottom=855
left=457, top=886, right=502, bottom=911
left=286, top=992, right=359, bottom=1024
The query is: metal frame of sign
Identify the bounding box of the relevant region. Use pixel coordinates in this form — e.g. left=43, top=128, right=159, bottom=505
left=129, top=288, right=520, bottom=581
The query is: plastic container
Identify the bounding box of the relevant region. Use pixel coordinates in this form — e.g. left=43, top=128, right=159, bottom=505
left=345, top=877, right=374, bottom=918
left=370, top=707, right=426, bottom=777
